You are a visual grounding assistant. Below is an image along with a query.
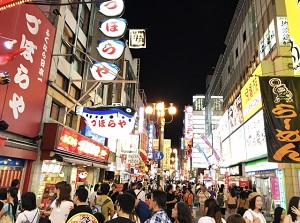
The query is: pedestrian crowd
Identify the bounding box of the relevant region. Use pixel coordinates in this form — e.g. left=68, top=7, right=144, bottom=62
left=0, top=178, right=299, bottom=223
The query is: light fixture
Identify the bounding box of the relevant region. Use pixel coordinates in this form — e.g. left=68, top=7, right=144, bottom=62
left=0, top=35, right=17, bottom=49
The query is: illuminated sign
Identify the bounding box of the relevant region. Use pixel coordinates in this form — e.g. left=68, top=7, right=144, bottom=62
left=126, top=154, right=140, bottom=167
left=98, top=0, right=125, bottom=17
left=162, top=139, right=171, bottom=170
left=0, top=4, right=55, bottom=137
left=138, top=107, right=144, bottom=134
left=228, top=94, right=243, bottom=133
left=245, top=158, right=278, bottom=172
left=57, top=127, right=109, bottom=162
left=277, top=17, right=289, bottom=45
left=0, top=0, right=32, bottom=11
left=184, top=106, right=193, bottom=139
left=277, top=169, right=286, bottom=209
left=97, top=40, right=125, bottom=61
left=241, top=76, right=262, bottom=122
left=99, top=18, right=127, bottom=38
left=90, top=61, right=120, bottom=81
left=147, top=123, right=154, bottom=158
left=259, top=19, right=276, bottom=61
left=120, top=135, right=139, bottom=154
left=129, top=29, right=146, bottom=49
left=75, top=105, right=136, bottom=139
left=219, top=110, right=230, bottom=141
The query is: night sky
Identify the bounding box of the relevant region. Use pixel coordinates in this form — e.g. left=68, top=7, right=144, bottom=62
left=123, top=1, right=240, bottom=148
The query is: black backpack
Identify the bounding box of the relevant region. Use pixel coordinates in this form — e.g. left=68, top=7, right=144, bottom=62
left=217, top=193, right=224, bottom=206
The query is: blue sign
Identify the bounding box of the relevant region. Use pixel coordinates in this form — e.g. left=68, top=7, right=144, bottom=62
left=154, top=151, right=164, bottom=160
left=0, top=156, right=25, bottom=167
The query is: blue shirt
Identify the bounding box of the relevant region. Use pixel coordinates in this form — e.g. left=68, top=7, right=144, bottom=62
left=3, top=202, right=14, bottom=223
left=144, top=209, right=171, bottom=223
left=135, top=200, right=152, bottom=223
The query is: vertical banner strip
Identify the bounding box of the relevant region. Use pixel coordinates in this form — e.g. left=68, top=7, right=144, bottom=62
left=259, top=77, right=300, bottom=162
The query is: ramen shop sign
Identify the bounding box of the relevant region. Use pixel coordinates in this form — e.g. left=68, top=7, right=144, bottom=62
left=57, top=127, right=109, bottom=162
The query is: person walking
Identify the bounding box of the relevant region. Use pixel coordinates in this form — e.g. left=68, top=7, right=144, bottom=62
left=45, top=183, right=74, bottom=223
left=15, top=192, right=39, bottom=223
left=66, top=188, right=92, bottom=222
left=273, top=206, right=286, bottom=223
left=134, top=182, right=146, bottom=202
left=283, top=196, right=300, bottom=223
left=171, top=202, right=192, bottom=223
left=94, top=183, right=114, bottom=221
left=0, top=187, right=18, bottom=223
left=108, top=184, right=119, bottom=205
left=197, top=185, right=210, bottom=217
left=243, top=192, right=267, bottom=223
left=106, top=193, right=136, bottom=223
left=197, top=198, right=225, bottom=223
left=145, top=190, right=172, bottom=223
left=166, top=184, right=177, bottom=222
left=216, top=188, right=227, bottom=219
left=227, top=187, right=238, bottom=215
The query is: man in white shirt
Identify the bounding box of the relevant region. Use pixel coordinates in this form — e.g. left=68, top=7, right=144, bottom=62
left=134, top=182, right=146, bottom=202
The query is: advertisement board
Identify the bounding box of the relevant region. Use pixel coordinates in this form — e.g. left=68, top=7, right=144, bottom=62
left=241, top=76, right=262, bottom=122
left=120, top=134, right=139, bottom=154
left=230, top=126, right=246, bottom=164
left=0, top=4, right=55, bottom=137
left=184, top=106, right=193, bottom=139
left=228, top=94, right=244, bottom=133
left=57, top=127, right=109, bottom=162
left=244, top=110, right=267, bottom=160
left=221, top=138, right=231, bottom=166
left=219, top=110, right=230, bottom=141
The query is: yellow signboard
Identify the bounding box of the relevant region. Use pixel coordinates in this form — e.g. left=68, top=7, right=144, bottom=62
left=241, top=76, right=262, bottom=121
left=163, top=139, right=171, bottom=170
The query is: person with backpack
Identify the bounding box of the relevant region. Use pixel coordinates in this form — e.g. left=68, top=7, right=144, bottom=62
left=93, top=183, right=114, bottom=221
left=15, top=192, right=39, bottom=223
left=216, top=188, right=227, bottom=219
left=134, top=183, right=145, bottom=202
left=0, top=187, right=18, bottom=223
left=66, top=188, right=92, bottom=222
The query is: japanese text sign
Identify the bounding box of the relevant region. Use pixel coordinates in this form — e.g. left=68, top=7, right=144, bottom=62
left=0, top=4, right=55, bottom=137
left=57, top=127, right=109, bottom=162
left=260, top=77, right=300, bottom=162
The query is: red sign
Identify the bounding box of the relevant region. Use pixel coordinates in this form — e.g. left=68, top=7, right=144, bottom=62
left=0, top=4, right=55, bottom=137
left=57, top=127, right=109, bottom=162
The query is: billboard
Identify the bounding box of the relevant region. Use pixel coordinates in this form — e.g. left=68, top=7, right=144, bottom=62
left=0, top=4, right=55, bottom=137
left=219, top=110, right=229, bottom=141
left=260, top=77, right=300, bottom=162
left=184, top=106, right=193, bottom=139
left=228, top=94, right=244, bottom=133
left=241, top=76, right=262, bottom=122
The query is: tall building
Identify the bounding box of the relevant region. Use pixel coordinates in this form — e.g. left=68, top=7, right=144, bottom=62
left=205, top=0, right=299, bottom=209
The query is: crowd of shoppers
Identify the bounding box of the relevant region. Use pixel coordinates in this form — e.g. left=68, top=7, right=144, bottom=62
left=0, top=178, right=295, bottom=223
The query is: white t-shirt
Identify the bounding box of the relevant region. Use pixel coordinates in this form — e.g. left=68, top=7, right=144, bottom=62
left=198, top=216, right=226, bottom=223
left=243, top=209, right=267, bottom=223
left=16, top=208, right=40, bottom=223
left=134, top=189, right=146, bottom=202
left=49, top=199, right=74, bottom=223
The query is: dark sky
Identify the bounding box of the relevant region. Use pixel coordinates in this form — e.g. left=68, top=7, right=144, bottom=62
left=123, top=1, right=239, bottom=148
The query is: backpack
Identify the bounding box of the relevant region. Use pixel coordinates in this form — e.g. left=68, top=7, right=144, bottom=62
left=23, top=209, right=39, bottom=223
left=91, top=198, right=110, bottom=214
left=217, top=193, right=224, bottom=206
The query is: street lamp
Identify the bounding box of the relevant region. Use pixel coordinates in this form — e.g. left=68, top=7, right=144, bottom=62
left=145, top=102, right=176, bottom=187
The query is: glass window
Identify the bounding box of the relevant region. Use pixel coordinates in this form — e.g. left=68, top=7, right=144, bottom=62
left=50, top=103, right=60, bottom=121
left=65, top=113, right=73, bottom=128
left=79, top=2, right=90, bottom=35
left=69, top=84, right=80, bottom=100
left=67, top=0, right=78, bottom=18
left=73, top=42, right=84, bottom=75
left=55, top=72, right=68, bottom=92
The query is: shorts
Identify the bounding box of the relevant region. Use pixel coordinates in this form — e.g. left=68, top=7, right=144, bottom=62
left=228, top=204, right=237, bottom=209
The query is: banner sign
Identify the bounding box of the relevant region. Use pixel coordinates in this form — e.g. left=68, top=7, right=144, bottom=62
left=129, top=29, right=146, bottom=49
left=260, top=77, right=300, bottom=162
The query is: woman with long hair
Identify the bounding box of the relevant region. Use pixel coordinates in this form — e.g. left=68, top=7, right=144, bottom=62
left=227, top=214, right=246, bottom=223
left=48, top=183, right=74, bottom=223
left=243, top=192, right=266, bottom=223
left=172, top=202, right=192, bottom=223
left=0, top=187, right=18, bottom=223
left=283, top=196, right=300, bottom=223
left=227, top=187, right=238, bottom=215
left=274, top=206, right=286, bottom=223
left=16, top=192, right=39, bottom=223
left=166, top=184, right=177, bottom=222
left=198, top=198, right=225, bottom=223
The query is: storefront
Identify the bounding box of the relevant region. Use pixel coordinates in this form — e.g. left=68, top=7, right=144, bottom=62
left=39, top=123, right=110, bottom=206
left=0, top=140, right=37, bottom=193
left=245, top=158, right=280, bottom=213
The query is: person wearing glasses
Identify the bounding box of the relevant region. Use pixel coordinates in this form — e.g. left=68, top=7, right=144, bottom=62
left=66, top=188, right=92, bottom=222
left=145, top=190, right=172, bottom=223
left=106, top=193, right=136, bottom=223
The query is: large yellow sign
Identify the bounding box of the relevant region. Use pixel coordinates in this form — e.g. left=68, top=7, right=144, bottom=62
left=241, top=75, right=262, bottom=121
left=163, top=139, right=171, bottom=170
